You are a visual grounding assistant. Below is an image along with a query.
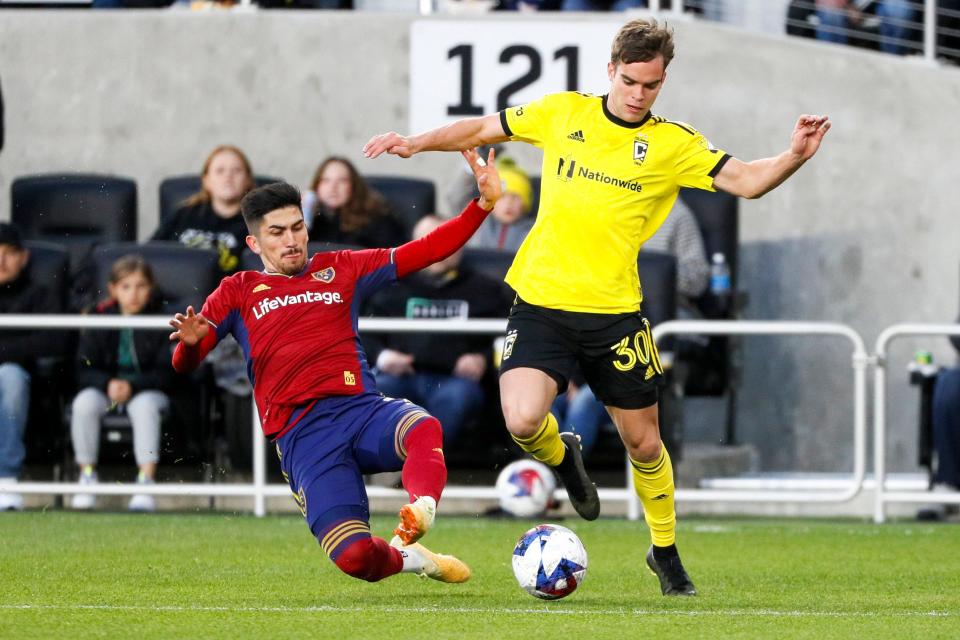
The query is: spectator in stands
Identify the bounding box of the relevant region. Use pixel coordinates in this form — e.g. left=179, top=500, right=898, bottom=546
left=0, top=223, right=64, bottom=511
left=152, top=144, right=255, bottom=274
left=552, top=198, right=709, bottom=458
left=815, top=0, right=859, bottom=44
left=70, top=255, right=175, bottom=513
left=876, top=0, right=916, bottom=55
left=930, top=316, right=960, bottom=504
left=467, top=158, right=535, bottom=253
left=364, top=215, right=513, bottom=445
left=559, top=0, right=646, bottom=10
left=305, top=157, right=406, bottom=248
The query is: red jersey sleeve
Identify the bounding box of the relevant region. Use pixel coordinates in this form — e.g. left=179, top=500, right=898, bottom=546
left=171, top=275, right=241, bottom=373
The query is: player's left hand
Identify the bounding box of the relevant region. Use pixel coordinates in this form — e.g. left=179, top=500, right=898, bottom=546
left=462, top=147, right=501, bottom=210
left=790, top=115, right=831, bottom=161
left=454, top=352, right=487, bottom=381
left=363, top=132, right=415, bottom=159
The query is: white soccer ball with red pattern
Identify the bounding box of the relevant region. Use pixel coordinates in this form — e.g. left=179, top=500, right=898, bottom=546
left=495, top=459, right=556, bottom=518
left=511, top=523, right=588, bottom=600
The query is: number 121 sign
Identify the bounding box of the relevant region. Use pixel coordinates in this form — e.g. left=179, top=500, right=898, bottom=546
left=409, top=20, right=619, bottom=134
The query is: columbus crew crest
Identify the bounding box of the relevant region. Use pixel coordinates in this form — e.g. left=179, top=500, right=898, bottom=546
left=312, top=267, right=336, bottom=283
left=633, top=136, right=649, bottom=166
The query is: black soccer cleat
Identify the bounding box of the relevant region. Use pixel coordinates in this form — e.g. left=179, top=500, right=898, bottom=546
left=645, top=546, right=697, bottom=596
left=554, top=432, right=600, bottom=521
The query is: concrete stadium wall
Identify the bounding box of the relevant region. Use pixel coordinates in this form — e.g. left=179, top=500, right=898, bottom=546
left=1, top=10, right=958, bottom=474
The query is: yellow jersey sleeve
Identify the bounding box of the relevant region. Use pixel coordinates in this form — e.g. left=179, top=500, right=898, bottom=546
left=673, top=124, right=731, bottom=191
left=500, top=93, right=566, bottom=148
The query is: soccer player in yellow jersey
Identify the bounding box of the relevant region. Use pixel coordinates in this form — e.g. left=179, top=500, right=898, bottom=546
left=364, top=18, right=830, bottom=596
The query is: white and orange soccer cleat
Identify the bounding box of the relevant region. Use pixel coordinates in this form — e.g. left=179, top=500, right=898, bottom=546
left=389, top=536, right=471, bottom=584
left=393, top=496, right=436, bottom=545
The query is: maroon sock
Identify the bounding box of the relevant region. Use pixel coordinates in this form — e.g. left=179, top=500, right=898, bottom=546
left=333, top=537, right=404, bottom=582
left=401, top=417, right=447, bottom=504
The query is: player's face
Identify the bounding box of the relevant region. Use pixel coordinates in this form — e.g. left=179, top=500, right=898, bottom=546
left=316, top=161, right=353, bottom=210
left=606, top=57, right=667, bottom=123
left=247, top=206, right=309, bottom=276
left=109, top=271, right=152, bottom=316
left=203, top=150, right=251, bottom=206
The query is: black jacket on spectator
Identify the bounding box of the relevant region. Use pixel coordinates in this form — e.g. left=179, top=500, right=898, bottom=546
left=152, top=202, right=248, bottom=274
left=363, top=268, right=512, bottom=374
left=75, top=296, right=176, bottom=395
left=0, top=271, right=64, bottom=368
left=309, top=204, right=407, bottom=249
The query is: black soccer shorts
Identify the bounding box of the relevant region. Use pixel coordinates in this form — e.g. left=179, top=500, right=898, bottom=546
left=498, top=297, right=664, bottom=409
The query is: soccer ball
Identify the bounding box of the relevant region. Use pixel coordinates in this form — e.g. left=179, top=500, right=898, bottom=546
left=511, top=524, right=588, bottom=600
left=495, top=459, right=557, bottom=518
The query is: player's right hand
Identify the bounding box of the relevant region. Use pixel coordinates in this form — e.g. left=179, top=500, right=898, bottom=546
left=168, top=306, right=210, bottom=346
left=363, top=132, right=414, bottom=159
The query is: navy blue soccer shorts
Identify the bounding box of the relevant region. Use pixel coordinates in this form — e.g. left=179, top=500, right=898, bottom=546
left=274, top=391, right=431, bottom=559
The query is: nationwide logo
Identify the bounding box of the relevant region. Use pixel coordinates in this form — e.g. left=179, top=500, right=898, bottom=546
left=312, top=267, right=335, bottom=283
left=252, top=290, right=344, bottom=320
left=576, top=164, right=643, bottom=193
left=567, top=130, right=585, bottom=142
left=252, top=284, right=271, bottom=293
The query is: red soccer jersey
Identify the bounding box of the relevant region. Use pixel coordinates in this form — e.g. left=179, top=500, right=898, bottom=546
left=199, top=249, right=396, bottom=439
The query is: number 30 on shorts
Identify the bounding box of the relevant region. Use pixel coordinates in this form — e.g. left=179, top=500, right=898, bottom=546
left=609, top=319, right=663, bottom=374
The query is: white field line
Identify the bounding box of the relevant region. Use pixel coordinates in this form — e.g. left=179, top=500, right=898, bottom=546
left=0, top=604, right=952, bottom=618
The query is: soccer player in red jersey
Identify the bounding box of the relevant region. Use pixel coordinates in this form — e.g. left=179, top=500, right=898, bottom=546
left=168, top=149, right=501, bottom=584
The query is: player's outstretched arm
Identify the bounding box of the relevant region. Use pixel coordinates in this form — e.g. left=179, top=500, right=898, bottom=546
left=169, top=305, right=217, bottom=373
left=363, top=113, right=508, bottom=159
left=713, top=114, right=831, bottom=199
left=393, top=148, right=502, bottom=278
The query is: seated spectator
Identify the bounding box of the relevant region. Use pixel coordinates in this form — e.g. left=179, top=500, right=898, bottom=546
left=363, top=215, right=513, bottom=445
left=305, top=156, right=406, bottom=248
left=551, top=380, right=607, bottom=457
left=468, top=158, right=535, bottom=253
left=152, top=144, right=255, bottom=274
left=930, top=317, right=960, bottom=504
left=559, top=0, right=645, bottom=10
left=876, top=0, right=916, bottom=55
left=641, top=196, right=709, bottom=312
left=0, top=223, right=64, bottom=511
left=70, top=256, right=175, bottom=513
left=815, top=0, right=858, bottom=44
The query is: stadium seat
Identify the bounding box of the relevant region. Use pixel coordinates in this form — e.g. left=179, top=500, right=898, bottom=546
left=365, top=175, right=436, bottom=236
left=88, top=241, right=220, bottom=311
left=637, top=250, right=678, bottom=330
left=11, top=174, right=138, bottom=288
left=158, top=174, right=283, bottom=226
left=20, top=241, right=74, bottom=473
left=460, top=247, right=515, bottom=283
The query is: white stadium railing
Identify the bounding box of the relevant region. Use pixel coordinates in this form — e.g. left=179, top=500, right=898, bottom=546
left=872, top=323, right=960, bottom=523
left=0, top=314, right=952, bottom=523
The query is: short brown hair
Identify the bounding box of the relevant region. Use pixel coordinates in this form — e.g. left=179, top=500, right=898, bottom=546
left=611, top=18, right=675, bottom=68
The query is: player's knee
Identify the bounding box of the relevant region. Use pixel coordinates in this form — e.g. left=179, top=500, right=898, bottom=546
left=406, top=415, right=443, bottom=448
left=501, top=401, right=546, bottom=438
left=625, top=432, right=663, bottom=463
left=333, top=537, right=383, bottom=582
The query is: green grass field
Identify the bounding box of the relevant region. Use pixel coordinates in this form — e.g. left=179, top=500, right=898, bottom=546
left=1, top=512, right=958, bottom=639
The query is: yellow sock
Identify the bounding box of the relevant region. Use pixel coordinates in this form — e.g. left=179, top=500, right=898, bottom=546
left=630, top=445, right=676, bottom=547
left=510, top=413, right=565, bottom=467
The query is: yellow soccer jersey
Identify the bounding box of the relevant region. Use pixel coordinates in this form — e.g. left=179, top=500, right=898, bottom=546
left=500, top=91, right=731, bottom=313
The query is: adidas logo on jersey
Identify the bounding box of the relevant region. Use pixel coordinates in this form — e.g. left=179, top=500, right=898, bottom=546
left=567, top=130, right=585, bottom=142
left=252, top=284, right=271, bottom=293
